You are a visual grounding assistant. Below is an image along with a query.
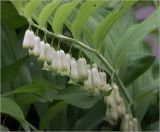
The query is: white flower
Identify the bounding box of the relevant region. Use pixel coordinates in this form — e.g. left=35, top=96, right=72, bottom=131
left=44, top=43, right=54, bottom=64
left=70, top=58, right=79, bottom=80
left=62, top=53, right=71, bottom=72
left=28, top=30, right=35, bottom=49
left=33, top=36, right=41, bottom=57
left=78, top=58, right=88, bottom=80
left=51, top=50, right=58, bottom=71
left=22, top=29, right=31, bottom=49
left=38, top=41, right=45, bottom=62
left=84, top=69, right=93, bottom=89
left=99, top=72, right=107, bottom=86
left=57, top=50, right=65, bottom=71
left=91, top=67, right=101, bottom=88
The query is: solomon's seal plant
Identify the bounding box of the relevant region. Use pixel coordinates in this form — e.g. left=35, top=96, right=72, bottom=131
left=1, top=0, right=159, bottom=131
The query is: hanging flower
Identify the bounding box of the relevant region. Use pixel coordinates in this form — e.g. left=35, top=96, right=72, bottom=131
left=70, top=58, right=79, bottom=81
left=44, top=43, right=54, bottom=64
left=22, top=29, right=31, bottom=49
left=91, top=67, right=101, bottom=88
left=78, top=58, right=88, bottom=80
left=38, top=41, right=45, bottom=62
left=33, top=36, right=41, bottom=57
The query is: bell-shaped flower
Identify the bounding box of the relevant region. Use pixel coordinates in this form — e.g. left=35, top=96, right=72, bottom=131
left=44, top=43, right=54, bottom=64
left=120, top=114, right=130, bottom=131
left=22, top=29, right=31, bottom=49
left=91, top=67, right=101, bottom=88
left=33, top=36, right=41, bottom=57
left=62, top=53, right=71, bottom=74
left=99, top=72, right=107, bottom=86
left=78, top=58, right=88, bottom=80
left=57, top=50, right=65, bottom=71
left=84, top=69, right=93, bottom=89
left=38, top=41, right=45, bottom=62
left=51, top=50, right=58, bottom=71
left=70, top=58, right=79, bottom=80
left=28, top=30, right=35, bottom=49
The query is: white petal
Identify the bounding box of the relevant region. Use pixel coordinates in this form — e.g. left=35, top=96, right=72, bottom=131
left=38, top=41, right=45, bottom=62
left=84, top=69, right=92, bottom=89
left=22, top=29, right=30, bottom=49
left=51, top=51, right=58, bottom=71
left=33, top=36, right=41, bottom=57
left=70, top=59, right=79, bottom=80
left=91, top=67, right=101, bottom=87
left=78, top=58, right=88, bottom=79
left=63, top=53, right=71, bottom=71
left=28, top=31, right=34, bottom=49
left=44, top=43, right=53, bottom=64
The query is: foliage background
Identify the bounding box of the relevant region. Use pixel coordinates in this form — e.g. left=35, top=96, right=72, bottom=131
left=1, top=0, right=159, bottom=131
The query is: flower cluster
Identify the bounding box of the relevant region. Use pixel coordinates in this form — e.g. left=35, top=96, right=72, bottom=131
left=120, top=114, right=139, bottom=131
left=104, top=83, right=126, bottom=124
left=22, top=29, right=111, bottom=96
left=104, top=83, right=139, bottom=131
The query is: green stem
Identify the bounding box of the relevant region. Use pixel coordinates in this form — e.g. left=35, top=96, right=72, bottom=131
left=29, top=20, right=134, bottom=114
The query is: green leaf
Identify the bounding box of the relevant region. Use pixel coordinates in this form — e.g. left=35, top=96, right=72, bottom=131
left=134, top=79, right=159, bottom=102
left=52, top=0, right=79, bottom=34
left=71, top=0, right=105, bottom=39
left=1, top=56, right=29, bottom=83
left=38, top=0, right=61, bottom=28
left=1, top=2, right=27, bottom=29
left=113, top=6, right=160, bottom=69
left=122, top=54, right=155, bottom=86
left=55, top=85, right=101, bottom=109
left=39, top=101, right=68, bottom=130
left=0, top=97, right=30, bottom=131
left=74, top=101, right=105, bottom=130
left=3, top=82, right=58, bottom=103
left=93, top=0, right=136, bottom=48
left=23, top=0, right=40, bottom=18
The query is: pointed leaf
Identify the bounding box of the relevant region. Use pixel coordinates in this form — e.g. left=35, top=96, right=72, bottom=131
left=40, top=101, right=68, bottom=130
left=71, top=0, right=105, bottom=39
left=23, top=0, right=40, bottom=18
left=93, top=0, right=136, bottom=48
left=113, top=6, right=160, bottom=69
left=38, top=0, right=61, bottom=28
left=52, top=0, right=79, bottom=34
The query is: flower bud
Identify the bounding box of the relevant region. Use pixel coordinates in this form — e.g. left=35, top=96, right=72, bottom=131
left=62, top=53, right=71, bottom=74
left=91, top=67, right=101, bottom=88
left=70, top=59, right=79, bottom=80
left=51, top=51, right=58, bottom=71
left=22, top=29, right=30, bottom=49
left=110, top=106, right=118, bottom=124
left=33, top=36, right=41, bottom=57
left=99, top=72, right=107, bottom=86
left=38, top=41, right=45, bottom=62
left=133, top=118, right=138, bottom=131
left=112, top=83, right=121, bottom=105
left=128, top=121, right=134, bottom=131
left=84, top=69, right=93, bottom=89
left=44, top=43, right=54, bottom=64
left=57, top=50, right=65, bottom=71
left=28, top=31, right=35, bottom=49
left=78, top=58, right=88, bottom=80
left=120, top=114, right=129, bottom=131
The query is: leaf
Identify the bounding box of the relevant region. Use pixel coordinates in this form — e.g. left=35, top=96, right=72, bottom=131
left=134, top=79, right=159, bottom=102
left=74, top=101, right=105, bottom=130
left=23, top=0, right=40, bottom=18
left=122, top=54, right=155, bottom=86
left=93, top=0, right=136, bottom=48
left=38, top=0, right=61, bottom=28
left=1, top=2, right=27, bottom=29
left=39, top=101, right=68, bottom=130
left=0, top=97, right=30, bottom=131
left=52, top=0, right=79, bottom=34
left=1, top=56, right=29, bottom=83
left=55, top=85, right=101, bottom=109
left=113, top=6, right=160, bottom=69
left=3, top=82, right=58, bottom=103
left=71, top=0, right=105, bottom=39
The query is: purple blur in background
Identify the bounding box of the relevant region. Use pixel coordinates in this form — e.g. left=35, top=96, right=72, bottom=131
left=134, top=5, right=159, bottom=59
